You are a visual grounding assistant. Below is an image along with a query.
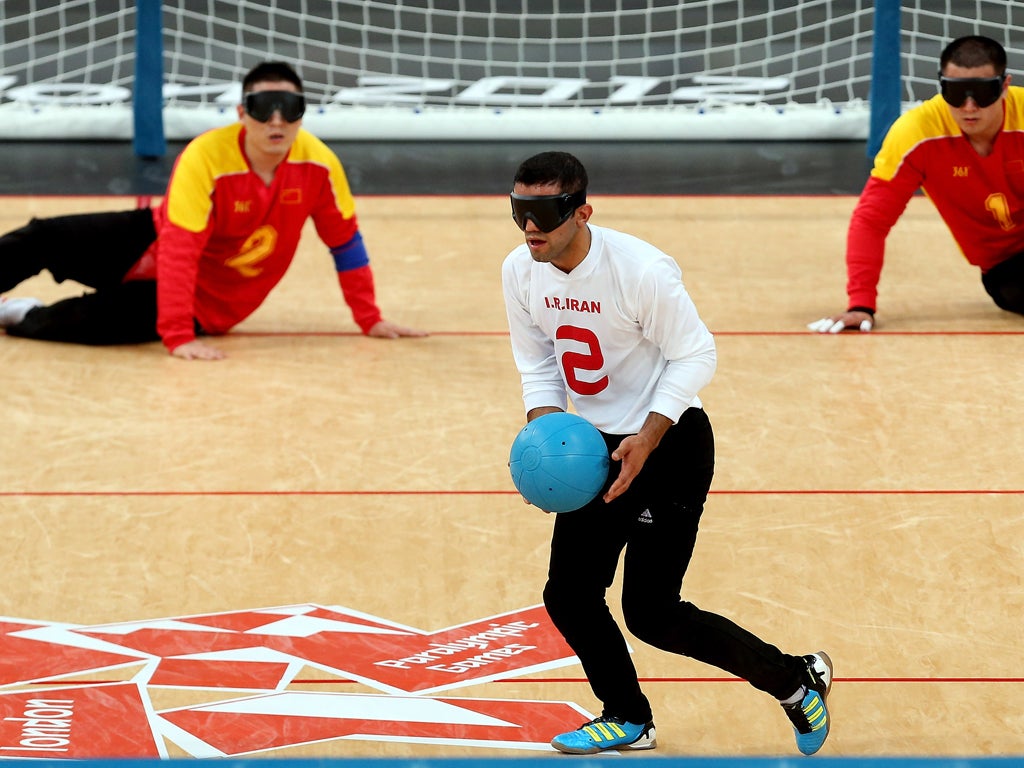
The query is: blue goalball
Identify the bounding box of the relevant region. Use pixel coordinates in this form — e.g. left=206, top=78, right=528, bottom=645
left=508, top=412, right=610, bottom=513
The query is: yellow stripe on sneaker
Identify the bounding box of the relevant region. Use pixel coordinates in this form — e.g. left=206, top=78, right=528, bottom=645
left=803, top=698, right=826, bottom=730
left=583, top=722, right=625, bottom=742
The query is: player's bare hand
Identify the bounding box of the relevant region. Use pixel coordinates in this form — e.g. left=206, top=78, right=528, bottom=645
left=604, top=433, right=656, bottom=503
left=366, top=319, right=429, bottom=339
left=171, top=339, right=227, bottom=360
left=807, top=310, right=873, bottom=334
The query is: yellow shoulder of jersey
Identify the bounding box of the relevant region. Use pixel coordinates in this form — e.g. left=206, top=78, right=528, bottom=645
left=872, top=94, right=957, bottom=180
left=166, top=123, right=248, bottom=232
left=874, top=86, right=1024, bottom=180
left=287, top=129, right=356, bottom=218
left=286, top=129, right=339, bottom=166
left=176, top=122, right=249, bottom=178
left=1003, top=85, right=1024, bottom=132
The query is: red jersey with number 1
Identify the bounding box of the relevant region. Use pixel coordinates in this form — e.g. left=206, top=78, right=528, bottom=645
left=846, top=86, right=1024, bottom=311
left=148, top=122, right=379, bottom=351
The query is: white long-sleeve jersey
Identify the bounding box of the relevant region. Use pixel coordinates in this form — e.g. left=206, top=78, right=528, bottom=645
left=502, top=224, right=717, bottom=435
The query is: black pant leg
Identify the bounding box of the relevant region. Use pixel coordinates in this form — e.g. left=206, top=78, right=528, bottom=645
left=544, top=458, right=651, bottom=723
left=618, top=408, right=806, bottom=700
left=7, top=280, right=160, bottom=345
left=981, top=251, right=1024, bottom=314
left=0, top=208, right=156, bottom=292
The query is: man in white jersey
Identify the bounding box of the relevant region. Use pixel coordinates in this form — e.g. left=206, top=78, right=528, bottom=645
left=501, top=151, right=834, bottom=756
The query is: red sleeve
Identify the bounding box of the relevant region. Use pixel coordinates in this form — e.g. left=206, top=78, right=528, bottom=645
left=846, top=175, right=917, bottom=312
left=337, top=264, right=383, bottom=333
left=155, top=212, right=209, bottom=352
left=153, top=132, right=224, bottom=353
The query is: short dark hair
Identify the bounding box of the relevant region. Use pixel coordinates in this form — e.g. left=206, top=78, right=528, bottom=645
left=242, top=62, right=304, bottom=94
left=513, top=151, right=588, bottom=194
left=940, top=36, right=1007, bottom=76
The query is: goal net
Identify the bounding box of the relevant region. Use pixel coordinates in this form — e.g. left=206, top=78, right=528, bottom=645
left=0, top=0, right=1022, bottom=150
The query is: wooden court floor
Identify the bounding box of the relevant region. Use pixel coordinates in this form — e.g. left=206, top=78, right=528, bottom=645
left=0, top=194, right=1022, bottom=759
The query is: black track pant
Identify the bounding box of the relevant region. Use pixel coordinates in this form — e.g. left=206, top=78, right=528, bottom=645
left=982, top=250, right=1024, bottom=315
left=1, top=209, right=162, bottom=345
left=543, top=407, right=807, bottom=725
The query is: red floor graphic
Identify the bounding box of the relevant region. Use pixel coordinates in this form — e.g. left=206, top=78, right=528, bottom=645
left=0, top=604, right=590, bottom=758
left=158, top=693, right=594, bottom=756
left=0, top=683, right=162, bottom=759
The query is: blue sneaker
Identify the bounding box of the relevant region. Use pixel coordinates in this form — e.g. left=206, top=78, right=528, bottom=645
left=551, top=716, right=656, bottom=754
left=782, top=651, right=833, bottom=755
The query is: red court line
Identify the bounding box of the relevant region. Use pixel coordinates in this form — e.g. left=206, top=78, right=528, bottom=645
left=2, top=489, right=1022, bottom=497
left=502, top=676, right=1024, bottom=684
left=231, top=329, right=1024, bottom=337
left=31, top=676, right=1024, bottom=686
left=232, top=330, right=510, bottom=337
left=712, top=489, right=1024, bottom=495
left=717, top=330, right=1024, bottom=336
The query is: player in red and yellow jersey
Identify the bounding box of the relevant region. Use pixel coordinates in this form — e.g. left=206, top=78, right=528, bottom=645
left=0, top=62, right=425, bottom=358
left=810, top=36, right=1024, bottom=333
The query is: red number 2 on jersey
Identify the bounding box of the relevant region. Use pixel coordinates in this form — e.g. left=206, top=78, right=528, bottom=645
left=556, top=325, right=609, bottom=395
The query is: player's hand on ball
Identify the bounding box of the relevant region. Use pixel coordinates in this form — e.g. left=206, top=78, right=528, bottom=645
left=807, top=310, right=873, bottom=334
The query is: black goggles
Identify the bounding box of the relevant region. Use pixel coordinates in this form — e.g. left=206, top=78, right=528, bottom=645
left=938, top=75, right=1006, bottom=108
left=510, top=190, right=587, bottom=232
left=243, top=90, right=306, bottom=122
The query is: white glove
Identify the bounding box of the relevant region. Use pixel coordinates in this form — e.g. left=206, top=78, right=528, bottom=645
left=807, top=316, right=873, bottom=333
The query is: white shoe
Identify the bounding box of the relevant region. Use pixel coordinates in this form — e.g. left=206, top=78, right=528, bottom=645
left=0, top=296, right=42, bottom=328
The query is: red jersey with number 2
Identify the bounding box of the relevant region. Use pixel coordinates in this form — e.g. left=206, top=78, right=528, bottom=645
left=148, top=122, right=365, bottom=351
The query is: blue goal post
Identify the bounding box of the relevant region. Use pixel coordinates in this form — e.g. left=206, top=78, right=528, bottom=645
left=868, top=0, right=903, bottom=160
left=132, top=0, right=165, bottom=158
